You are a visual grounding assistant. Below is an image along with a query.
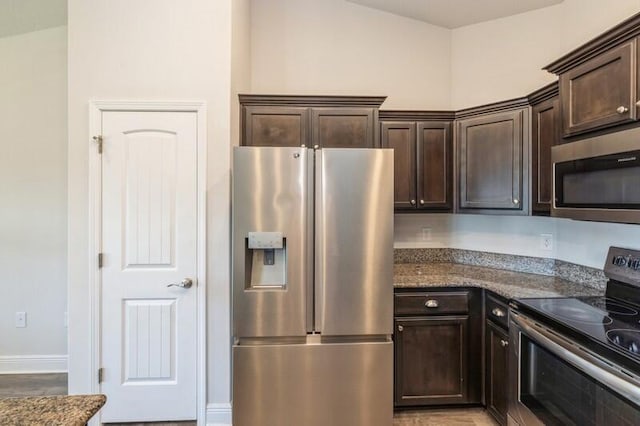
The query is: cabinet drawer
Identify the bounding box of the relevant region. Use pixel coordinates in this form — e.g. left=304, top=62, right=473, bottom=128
left=395, top=291, right=469, bottom=316
left=486, top=295, right=509, bottom=329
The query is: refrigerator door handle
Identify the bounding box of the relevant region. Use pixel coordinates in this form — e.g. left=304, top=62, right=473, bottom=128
left=314, top=150, right=324, bottom=333
left=306, top=148, right=315, bottom=333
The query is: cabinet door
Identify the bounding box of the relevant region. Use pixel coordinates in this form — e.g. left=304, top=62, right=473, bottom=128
left=381, top=122, right=417, bottom=210
left=560, top=40, right=636, bottom=136
left=531, top=97, right=561, bottom=213
left=417, top=121, right=452, bottom=210
left=243, top=106, right=309, bottom=147
left=394, top=316, right=469, bottom=406
left=311, top=108, right=376, bottom=148
left=486, top=321, right=509, bottom=426
left=458, top=110, right=524, bottom=210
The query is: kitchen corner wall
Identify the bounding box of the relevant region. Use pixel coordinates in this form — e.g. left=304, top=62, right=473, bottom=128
left=250, top=0, right=640, bottom=271
left=0, top=26, right=68, bottom=367
left=250, top=0, right=452, bottom=110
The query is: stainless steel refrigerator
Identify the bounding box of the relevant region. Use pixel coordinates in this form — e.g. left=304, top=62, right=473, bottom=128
left=232, top=146, right=394, bottom=426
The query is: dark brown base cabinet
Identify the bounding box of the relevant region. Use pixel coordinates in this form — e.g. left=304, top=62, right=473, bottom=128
left=393, top=289, right=482, bottom=407
left=485, top=294, right=510, bottom=425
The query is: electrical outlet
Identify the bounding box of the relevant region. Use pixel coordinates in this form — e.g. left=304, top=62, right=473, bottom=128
left=540, top=234, right=554, bottom=251
left=421, top=228, right=432, bottom=241
left=15, top=312, right=27, bottom=328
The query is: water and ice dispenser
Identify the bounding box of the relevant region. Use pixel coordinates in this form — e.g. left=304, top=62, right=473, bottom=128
left=245, top=232, right=286, bottom=288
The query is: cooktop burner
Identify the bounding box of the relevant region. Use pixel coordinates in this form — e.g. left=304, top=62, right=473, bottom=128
left=607, top=329, right=640, bottom=355
left=515, top=296, right=640, bottom=362
left=538, top=299, right=613, bottom=325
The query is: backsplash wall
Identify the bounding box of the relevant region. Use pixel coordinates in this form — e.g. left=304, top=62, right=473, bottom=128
left=394, top=214, right=640, bottom=269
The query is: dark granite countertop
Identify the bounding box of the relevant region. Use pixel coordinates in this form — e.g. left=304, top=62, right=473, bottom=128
left=0, top=394, right=106, bottom=425
left=394, top=263, right=605, bottom=299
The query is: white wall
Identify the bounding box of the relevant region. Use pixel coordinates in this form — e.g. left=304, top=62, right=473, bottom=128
left=67, top=0, right=237, bottom=418
left=451, top=0, right=640, bottom=109
left=250, top=0, right=452, bottom=109
left=0, top=26, right=67, bottom=364
left=395, top=214, right=640, bottom=269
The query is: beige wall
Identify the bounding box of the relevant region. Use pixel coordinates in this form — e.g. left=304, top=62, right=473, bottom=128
left=451, top=0, right=640, bottom=109
left=250, top=0, right=452, bottom=109
left=0, top=26, right=67, bottom=362
left=67, top=0, right=237, bottom=418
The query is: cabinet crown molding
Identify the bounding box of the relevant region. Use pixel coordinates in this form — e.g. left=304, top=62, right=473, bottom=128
left=239, top=94, right=387, bottom=108
left=455, top=97, right=530, bottom=120
left=527, top=81, right=559, bottom=105
left=544, top=11, right=640, bottom=74
left=379, top=110, right=456, bottom=121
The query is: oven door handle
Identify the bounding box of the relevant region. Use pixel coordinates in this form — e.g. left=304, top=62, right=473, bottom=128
left=512, top=312, right=640, bottom=407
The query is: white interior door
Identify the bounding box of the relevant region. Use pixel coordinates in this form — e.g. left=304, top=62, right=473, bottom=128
left=100, top=111, right=198, bottom=422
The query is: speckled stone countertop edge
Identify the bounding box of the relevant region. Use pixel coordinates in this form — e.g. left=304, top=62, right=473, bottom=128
left=393, top=263, right=605, bottom=300
left=394, top=248, right=607, bottom=290
left=0, top=394, right=106, bottom=426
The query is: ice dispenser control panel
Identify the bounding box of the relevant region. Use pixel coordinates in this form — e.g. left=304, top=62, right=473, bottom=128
left=246, top=232, right=286, bottom=288
left=248, top=232, right=283, bottom=249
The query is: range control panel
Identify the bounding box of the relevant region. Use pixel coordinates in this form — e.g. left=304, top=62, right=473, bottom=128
left=605, top=247, right=640, bottom=285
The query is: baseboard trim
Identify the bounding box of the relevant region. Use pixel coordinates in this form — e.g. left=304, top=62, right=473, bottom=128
left=206, top=402, right=232, bottom=426
left=0, top=355, right=68, bottom=374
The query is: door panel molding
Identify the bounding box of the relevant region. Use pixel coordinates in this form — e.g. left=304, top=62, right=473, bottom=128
left=88, top=101, right=206, bottom=425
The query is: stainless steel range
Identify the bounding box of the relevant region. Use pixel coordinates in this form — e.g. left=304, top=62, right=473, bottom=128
left=509, top=247, right=640, bottom=426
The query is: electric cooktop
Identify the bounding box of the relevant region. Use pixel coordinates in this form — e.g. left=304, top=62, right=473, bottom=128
left=511, top=246, right=640, bottom=375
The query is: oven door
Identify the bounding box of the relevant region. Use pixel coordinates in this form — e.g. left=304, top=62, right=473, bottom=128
left=551, top=127, right=640, bottom=224
left=509, top=312, right=640, bottom=426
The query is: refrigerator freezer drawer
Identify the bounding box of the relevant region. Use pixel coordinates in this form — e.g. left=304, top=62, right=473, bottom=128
left=233, top=341, right=393, bottom=426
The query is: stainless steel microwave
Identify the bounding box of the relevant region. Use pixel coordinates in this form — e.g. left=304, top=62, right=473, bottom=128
left=552, top=127, right=640, bottom=224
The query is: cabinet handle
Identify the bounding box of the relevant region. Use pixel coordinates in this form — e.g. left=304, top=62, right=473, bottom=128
left=313, top=144, right=320, bottom=149
left=617, top=106, right=629, bottom=114
left=492, top=307, right=506, bottom=318
left=500, top=339, right=509, bottom=347
left=425, top=299, right=439, bottom=308
left=419, top=199, right=425, bottom=205
left=410, top=199, right=416, bottom=206
left=398, top=325, right=404, bottom=332
left=513, top=198, right=519, bottom=205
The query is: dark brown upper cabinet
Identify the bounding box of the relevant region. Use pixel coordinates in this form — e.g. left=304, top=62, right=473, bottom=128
left=239, top=95, right=386, bottom=148
left=544, top=13, right=640, bottom=137
left=312, top=108, right=376, bottom=148
left=380, top=111, right=454, bottom=212
left=529, top=82, right=561, bottom=215
left=559, top=41, right=636, bottom=136
left=243, top=106, right=309, bottom=147
left=456, top=100, right=530, bottom=214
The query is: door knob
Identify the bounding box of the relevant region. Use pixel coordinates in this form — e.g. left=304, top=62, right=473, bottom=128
left=410, top=199, right=416, bottom=206
left=398, top=325, right=404, bottom=332
left=167, top=278, right=193, bottom=289
left=617, top=106, right=629, bottom=114
left=419, top=199, right=425, bottom=205
left=500, top=340, right=509, bottom=347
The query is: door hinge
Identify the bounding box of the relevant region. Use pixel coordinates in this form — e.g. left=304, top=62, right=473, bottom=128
left=98, top=253, right=103, bottom=268
left=98, top=367, right=104, bottom=384
left=93, top=135, right=103, bottom=154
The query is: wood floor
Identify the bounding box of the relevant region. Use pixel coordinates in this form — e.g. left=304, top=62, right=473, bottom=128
left=1, top=374, right=497, bottom=425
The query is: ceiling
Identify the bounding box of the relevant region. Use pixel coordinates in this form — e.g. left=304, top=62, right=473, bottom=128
left=346, top=0, right=564, bottom=28
left=0, top=0, right=66, bottom=38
